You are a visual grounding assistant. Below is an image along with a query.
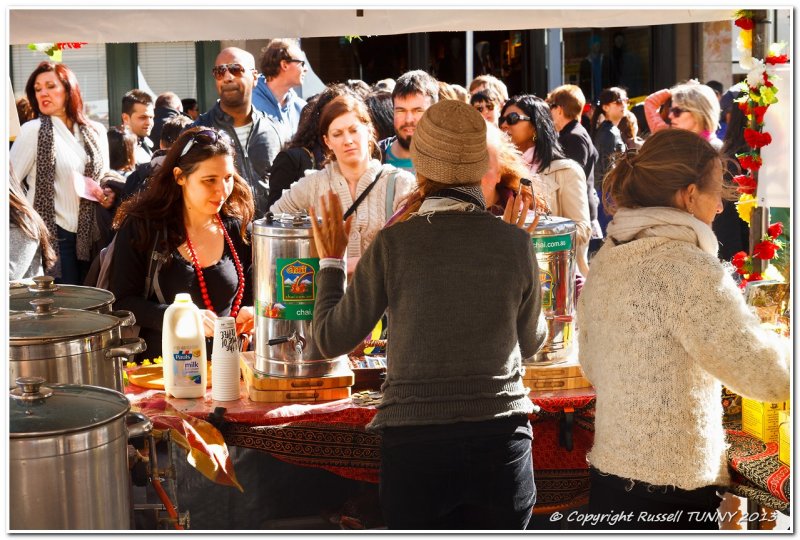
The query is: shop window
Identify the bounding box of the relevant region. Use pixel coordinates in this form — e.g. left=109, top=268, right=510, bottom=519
left=138, top=42, right=197, bottom=102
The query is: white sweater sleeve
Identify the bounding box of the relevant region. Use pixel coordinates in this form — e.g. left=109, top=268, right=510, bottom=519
left=269, top=170, right=318, bottom=214
left=90, top=121, right=110, bottom=173
left=676, top=258, right=790, bottom=403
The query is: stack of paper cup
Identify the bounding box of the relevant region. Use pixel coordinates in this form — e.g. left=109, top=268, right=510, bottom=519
left=211, top=317, right=241, bottom=401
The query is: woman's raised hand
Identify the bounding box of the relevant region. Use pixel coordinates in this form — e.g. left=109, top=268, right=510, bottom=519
left=502, top=191, right=540, bottom=233
left=309, top=191, right=353, bottom=259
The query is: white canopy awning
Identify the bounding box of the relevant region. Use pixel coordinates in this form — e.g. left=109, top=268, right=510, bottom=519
left=9, top=8, right=735, bottom=44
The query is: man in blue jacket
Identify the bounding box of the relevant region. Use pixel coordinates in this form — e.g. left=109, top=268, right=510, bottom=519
left=253, top=39, right=308, bottom=147
left=193, top=47, right=281, bottom=218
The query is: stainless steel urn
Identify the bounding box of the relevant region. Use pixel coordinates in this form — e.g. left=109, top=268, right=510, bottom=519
left=529, top=216, right=577, bottom=363
left=252, top=212, right=350, bottom=377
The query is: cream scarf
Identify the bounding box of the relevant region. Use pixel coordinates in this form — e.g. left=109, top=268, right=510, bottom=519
left=606, top=206, right=719, bottom=257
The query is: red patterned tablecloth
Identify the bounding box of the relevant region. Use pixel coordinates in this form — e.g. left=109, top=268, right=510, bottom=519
left=726, top=429, right=790, bottom=513
left=126, top=381, right=597, bottom=513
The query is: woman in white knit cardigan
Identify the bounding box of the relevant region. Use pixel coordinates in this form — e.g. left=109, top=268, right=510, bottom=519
left=576, top=129, right=789, bottom=530
left=270, top=94, right=415, bottom=273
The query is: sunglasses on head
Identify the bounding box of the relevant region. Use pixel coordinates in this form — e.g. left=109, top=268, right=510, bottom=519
left=179, top=129, right=231, bottom=158
left=473, top=102, right=495, bottom=113
left=211, top=63, right=249, bottom=80
left=498, top=112, right=531, bottom=126
left=287, top=58, right=306, bottom=68
left=669, top=106, right=687, bottom=117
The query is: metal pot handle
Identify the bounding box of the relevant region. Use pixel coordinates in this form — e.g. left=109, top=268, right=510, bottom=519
left=106, top=337, right=147, bottom=360
left=109, top=309, right=137, bottom=327
left=126, top=411, right=153, bottom=439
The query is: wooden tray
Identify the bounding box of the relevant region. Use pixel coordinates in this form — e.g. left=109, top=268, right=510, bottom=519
left=525, top=375, right=592, bottom=391
left=243, top=375, right=351, bottom=403
left=127, top=363, right=212, bottom=390
left=240, top=353, right=354, bottom=391
left=523, top=358, right=586, bottom=380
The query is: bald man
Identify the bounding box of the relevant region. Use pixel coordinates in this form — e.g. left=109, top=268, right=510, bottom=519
left=192, top=47, right=282, bottom=217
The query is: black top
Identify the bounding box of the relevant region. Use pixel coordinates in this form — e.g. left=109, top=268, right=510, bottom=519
left=267, top=146, right=315, bottom=210
left=109, top=215, right=253, bottom=359
left=559, top=119, right=599, bottom=221
left=593, top=120, right=626, bottom=191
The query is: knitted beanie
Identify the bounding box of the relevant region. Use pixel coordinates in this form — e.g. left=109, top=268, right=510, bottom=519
left=410, top=100, right=489, bottom=185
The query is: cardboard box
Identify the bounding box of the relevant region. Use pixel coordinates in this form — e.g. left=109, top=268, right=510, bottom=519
left=741, top=398, right=787, bottom=443
left=778, top=410, right=790, bottom=466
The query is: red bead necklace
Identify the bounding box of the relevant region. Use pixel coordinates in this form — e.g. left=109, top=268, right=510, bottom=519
left=184, top=213, right=245, bottom=318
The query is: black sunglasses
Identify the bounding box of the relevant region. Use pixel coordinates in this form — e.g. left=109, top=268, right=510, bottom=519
left=287, top=58, right=306, bottom=68
left=498, top=112, right=531, bottom=126
left=473, top=103, right=495, bottom=113
left=211, top=63, right=249, bottom=80
left=179, top=129, right=232, bottom=158
left=669, top=106, right=687, bottom=117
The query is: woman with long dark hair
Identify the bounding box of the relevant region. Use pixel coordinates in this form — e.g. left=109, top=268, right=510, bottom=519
left=10, top=61, right=113, bottom=284
left=500, top=94, right=591, bottom=276
left=110, top=127, right=255, bottom=358
left=589, top=87, right=628, bottom=235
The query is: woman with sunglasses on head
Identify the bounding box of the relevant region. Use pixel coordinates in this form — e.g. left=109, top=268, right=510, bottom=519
left=500, top=95, right=591, bottom=276
left=576, top=129, right=788, bottom=529
left=644, top=80, right=722, bottom=149
left=270, top=94, right=416, bottom=273
left=10, top=61, right=113, bottom=285
left=110, top=127, right=255, bottom=360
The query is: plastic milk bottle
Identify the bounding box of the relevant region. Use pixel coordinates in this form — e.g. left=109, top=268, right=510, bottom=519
left=162, top=293, right=207, bottom=398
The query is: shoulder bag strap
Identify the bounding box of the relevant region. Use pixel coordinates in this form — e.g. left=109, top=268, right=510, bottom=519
left=143, top=226, right=167, bottom=304
left=343, top=168, right=384, bottom=221
left=384, top=170, right=398, bottom=219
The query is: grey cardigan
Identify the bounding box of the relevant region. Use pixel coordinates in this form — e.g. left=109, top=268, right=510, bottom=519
left=313, top=210, right=547, bottom=432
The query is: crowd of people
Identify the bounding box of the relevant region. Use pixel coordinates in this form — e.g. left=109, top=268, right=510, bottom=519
left=8, top=38, right=789, bottom=531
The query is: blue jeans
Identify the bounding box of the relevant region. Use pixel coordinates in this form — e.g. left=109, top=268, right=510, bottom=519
left=55, top=225, right=90, bottom=285
left=379, top=418, right=535, bottom=530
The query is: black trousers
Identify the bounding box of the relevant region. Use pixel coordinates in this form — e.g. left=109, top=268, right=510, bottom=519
left=379, top=418, right=535, bottom=530
left=579, top=467, right=722, bottom=530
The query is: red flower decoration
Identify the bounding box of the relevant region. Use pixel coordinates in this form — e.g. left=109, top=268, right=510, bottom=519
left=735, top=16, right=755, bottom=30
left=738, top=154, right=762, bottom=172
left=753, top=105, right=768, bottom=124
left=744, top=128, right=772, bottom=149
left=768, top=222, right=784, bottom=239
left=762, top=72, right=774, bottom=88
left=748, top=272, right=763, bottom=283
left=765, top=54, right=789, bottom=65
left=731, top=251, right=748, bottom=269
left=753, top=240, right=780, bottom=260
left=732, top=174, right=757, bottom=195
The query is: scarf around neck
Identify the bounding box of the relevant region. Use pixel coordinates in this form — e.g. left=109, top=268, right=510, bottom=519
left=606, top=206, right=719, bottom=257
left=413, top=184, right=487, bottom=217
left=34, top=115, right=104, bottom=277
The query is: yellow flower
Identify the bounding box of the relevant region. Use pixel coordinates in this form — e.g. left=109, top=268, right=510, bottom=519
left=736, top=194, right=757, bottom=224
left=762, top=264, right=785, bottom=283
left=741, top=29, right=752, bottom=50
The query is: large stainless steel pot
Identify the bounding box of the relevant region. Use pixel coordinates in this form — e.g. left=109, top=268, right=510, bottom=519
left=9, top=298, right=145, bottom=392
left=252, top=212, right=350, bottom=377
left=10, top=275, right=116, bottom=313
left=529, top=216, right=577, bottom=364
left=9, top=377, right=151, bottom=530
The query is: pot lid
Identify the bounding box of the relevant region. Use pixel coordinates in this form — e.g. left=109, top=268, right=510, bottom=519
left=9, top=377, right=130, bottom=437
left=9, top=275, right=115, bottom=312
left=253, top=211, right=313, bottom=238
left=9, top=299, right=120, bottom=344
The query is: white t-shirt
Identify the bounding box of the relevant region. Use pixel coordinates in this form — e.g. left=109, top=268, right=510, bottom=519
left=233, top=123, right=253, bottom=150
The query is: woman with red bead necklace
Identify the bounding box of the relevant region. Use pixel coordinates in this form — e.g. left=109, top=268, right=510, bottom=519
left=110, top=127, right=255, bottom=360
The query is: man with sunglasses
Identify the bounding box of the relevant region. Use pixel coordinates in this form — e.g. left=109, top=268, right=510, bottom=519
left=253, top=39, right=308, bottom=146
left=547, top=85, right=600, bottom=241
left=193, top=47, right=281, bottom=218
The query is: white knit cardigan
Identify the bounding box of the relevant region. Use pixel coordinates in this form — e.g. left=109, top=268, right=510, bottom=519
left=577, top=207, right=790, bottom=491
left=10, top=116, right=110, bottom=233
left=269, top=159, right=416, bottom=259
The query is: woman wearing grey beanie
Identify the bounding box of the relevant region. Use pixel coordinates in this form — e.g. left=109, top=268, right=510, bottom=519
left=310, top=99, right=547, bottom=530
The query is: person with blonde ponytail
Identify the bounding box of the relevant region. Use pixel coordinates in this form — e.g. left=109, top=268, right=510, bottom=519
left=576, top=129, right=789, bottom=530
